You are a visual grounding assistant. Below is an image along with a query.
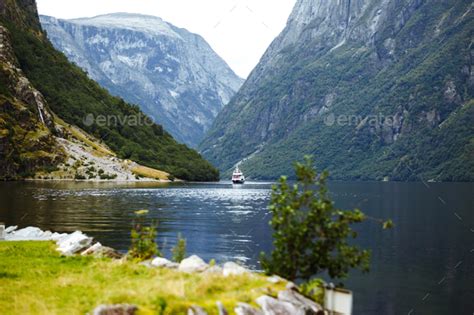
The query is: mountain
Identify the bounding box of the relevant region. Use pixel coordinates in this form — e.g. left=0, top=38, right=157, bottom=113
left=40, top=13, right=243, bottom=147
left=0, top=23, right=63, bottom=178
left=0, top=0, right=219, bottom=181
left=200, top=0, right=474, bottom=181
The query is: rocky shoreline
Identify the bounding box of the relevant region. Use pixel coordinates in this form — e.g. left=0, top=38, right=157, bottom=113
left=3, top=226, right=326, bottom=315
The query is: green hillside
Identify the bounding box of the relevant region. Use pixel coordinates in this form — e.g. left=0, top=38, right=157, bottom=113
left=200, top=0, right=474, bottom=181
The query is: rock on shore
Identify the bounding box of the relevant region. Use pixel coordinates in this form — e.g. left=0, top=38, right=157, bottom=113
left=4, top=226, right=120, bottom=257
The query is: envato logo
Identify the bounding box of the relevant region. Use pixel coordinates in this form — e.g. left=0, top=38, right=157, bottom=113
left=323, top=113, right=400, bottom=127
left=83, top=113, right=155, bottom=127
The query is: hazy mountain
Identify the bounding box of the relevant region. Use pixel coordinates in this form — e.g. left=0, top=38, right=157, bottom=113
left=40, top=13, right=244, bottom=147
left=200, top=0, right=474, bottom=181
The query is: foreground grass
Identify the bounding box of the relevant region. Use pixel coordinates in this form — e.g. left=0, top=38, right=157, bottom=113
left=0, top=242, right=286, bottom=315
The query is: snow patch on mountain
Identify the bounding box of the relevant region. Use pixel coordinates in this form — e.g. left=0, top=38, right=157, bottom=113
left=70, top=13, right=182, bottom=39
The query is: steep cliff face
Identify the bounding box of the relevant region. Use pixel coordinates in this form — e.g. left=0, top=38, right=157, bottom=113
left=0, top=0, right=42, bottom=32
left=201, top=0, right=474, bottom=181
left=0, top=22, right=64, bottom=178
left=40, top=13, right=243, bottom=147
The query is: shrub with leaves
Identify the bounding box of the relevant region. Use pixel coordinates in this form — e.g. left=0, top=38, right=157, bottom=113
left=299, top=278, right=325, bottom=304
left=171, top=233, right=187, bottom=263
left=260, top=156, right=372, bottom=282
left=129, top=210, right=160, bottom=260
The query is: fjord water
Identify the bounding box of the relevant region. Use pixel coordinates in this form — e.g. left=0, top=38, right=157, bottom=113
left=0, top=181, right=472, bottom=314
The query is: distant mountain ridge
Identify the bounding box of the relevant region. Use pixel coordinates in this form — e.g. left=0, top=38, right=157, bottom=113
left=40, top=13, right=244, bottom=147
left=200, top=0, right=474, bottom=181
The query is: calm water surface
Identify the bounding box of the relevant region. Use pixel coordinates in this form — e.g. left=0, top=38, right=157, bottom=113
left=0, top=180, right=472, bottom=314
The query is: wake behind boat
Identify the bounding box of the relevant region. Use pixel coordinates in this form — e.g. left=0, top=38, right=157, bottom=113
left=232, top=167, right=245, bottom=184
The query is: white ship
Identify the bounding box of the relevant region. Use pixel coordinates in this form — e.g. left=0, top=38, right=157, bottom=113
left=231, top=167, right=245, bottom=184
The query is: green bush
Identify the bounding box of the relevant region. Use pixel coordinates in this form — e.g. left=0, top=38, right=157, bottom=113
left=99, top=173, right=117, bottom=180
left=299, top=278, right=325, bottom=303
left=260, top=156, right=370, bottom=282
left=74, top=173, right=86, bottom=180
left=128, top=210, right=160, bottom=261
left=171, top=234, right=187, bottom=263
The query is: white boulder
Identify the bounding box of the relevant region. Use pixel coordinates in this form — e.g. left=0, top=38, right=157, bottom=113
left=267, top=275, right=285, bottom=284
left=81, top=242, right=103, bottom=255
left=151, top=257, right=179, bottom=269
left=51, top=232, right=69, bottom=242
left=187, top=305, right=208, bottom=315
left=285, top=282, right=298, bottom=291
left=5, top=226, right=52, bottom=240
left=256, top=295, right=300, bottom=315
left=178, top=255, right=209, bottom=273
left=57, top=231, right=93, bottom=255
left=92, top=304, right=137, bottom=315
left=223, top=262, right=250, bottom=277
left=277, top=289, right=323, bottom=313
left=5, top=225, right=18, bottom=234
left=235, top=302, right=263, bottom=315
left=216, top=301, right=228, bottom=315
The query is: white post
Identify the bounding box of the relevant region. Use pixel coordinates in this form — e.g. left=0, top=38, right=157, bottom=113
left=324, top=283, right=353, bottom=315
left=0, top=223, right=5, bottom=240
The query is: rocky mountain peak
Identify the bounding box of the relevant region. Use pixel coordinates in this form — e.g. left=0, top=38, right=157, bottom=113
left=277, top=0, right=393, bottom=48
left=254, top=0, right=428, bottom=80
left=68, top=13, right=182, bottom=39
left=41, top=13, right=244, bottom=147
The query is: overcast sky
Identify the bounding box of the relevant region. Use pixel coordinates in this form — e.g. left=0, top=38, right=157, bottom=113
left=36, top=0, right=296, bottom=78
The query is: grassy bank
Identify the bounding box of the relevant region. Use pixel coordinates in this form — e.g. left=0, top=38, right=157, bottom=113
left=131, top=165, right=170, bottom=181
left=0, top=241, right=286, bottom=315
